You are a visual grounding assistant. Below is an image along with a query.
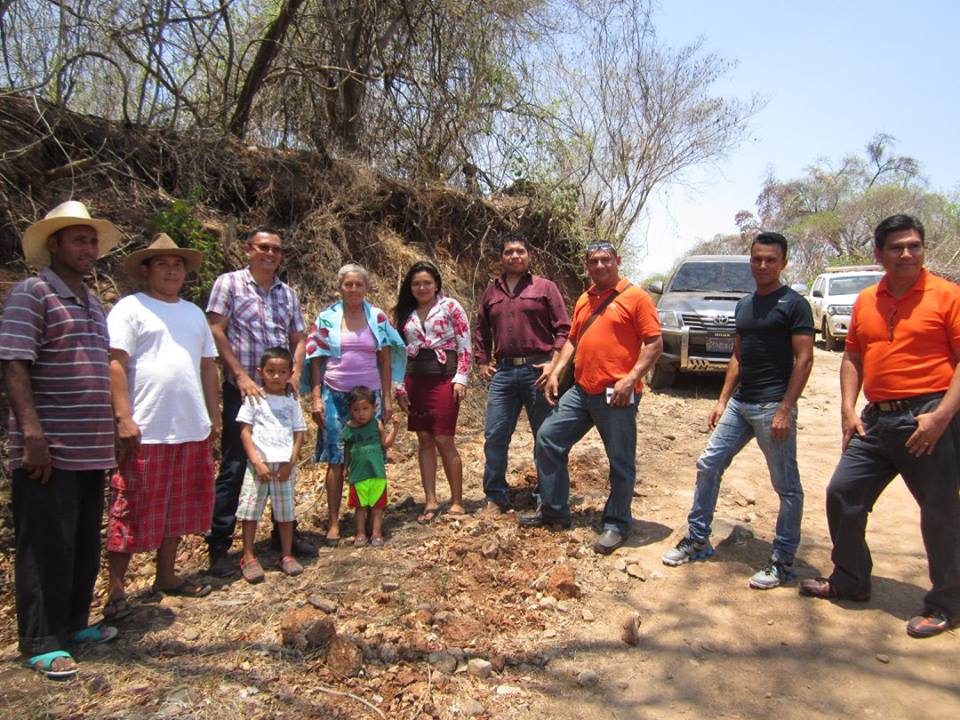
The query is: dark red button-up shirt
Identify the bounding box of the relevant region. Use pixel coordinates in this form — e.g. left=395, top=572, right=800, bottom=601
left=473, top=272, right=571, bottom=364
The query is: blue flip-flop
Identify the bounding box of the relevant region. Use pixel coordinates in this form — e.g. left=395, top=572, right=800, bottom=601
left=25, top=650, right=78, bottom=679
left=69, top=624, right=118, bottom=645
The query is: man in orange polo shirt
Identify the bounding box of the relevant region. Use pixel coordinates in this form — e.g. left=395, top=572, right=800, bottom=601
left=519, top=242, right=662, bottom=554
left=799, top=214, right=960, bottom=639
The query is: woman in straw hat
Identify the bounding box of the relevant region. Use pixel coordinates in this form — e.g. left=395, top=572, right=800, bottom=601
left=0, top=201, right=121, bottom=678
left=103, top=234, right=221, bottom=619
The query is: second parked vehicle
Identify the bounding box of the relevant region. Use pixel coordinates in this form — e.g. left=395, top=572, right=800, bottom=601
left=808, top=267, right=884, bottom=351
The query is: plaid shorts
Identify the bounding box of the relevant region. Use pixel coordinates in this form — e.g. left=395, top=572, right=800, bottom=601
left=235, top=462, right=297, bottom=523
left=107, top=439, right=215, bottom=553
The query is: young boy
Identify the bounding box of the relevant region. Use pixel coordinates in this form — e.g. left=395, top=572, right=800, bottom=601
left=235, top=347, right=307, bottom=583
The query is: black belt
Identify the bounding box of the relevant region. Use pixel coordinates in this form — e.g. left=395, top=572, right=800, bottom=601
left=871, top=392, right=945, bottom=413
left=497, top=354, right=551, bottom=367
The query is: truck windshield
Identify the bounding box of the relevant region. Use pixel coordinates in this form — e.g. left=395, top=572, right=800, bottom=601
left=668, top=262, right=754, bottom=293
left=828, top=275, right=881, bottom=295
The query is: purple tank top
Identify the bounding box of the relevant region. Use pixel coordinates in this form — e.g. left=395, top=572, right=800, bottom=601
left=324, top=325, right=380, bottom=391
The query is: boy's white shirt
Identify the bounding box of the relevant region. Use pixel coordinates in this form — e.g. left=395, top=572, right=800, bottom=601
left=235, top=393, right=307, bottom=463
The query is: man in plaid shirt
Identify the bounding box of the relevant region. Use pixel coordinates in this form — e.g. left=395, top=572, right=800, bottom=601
left=205, top=227, right=308, bottom=576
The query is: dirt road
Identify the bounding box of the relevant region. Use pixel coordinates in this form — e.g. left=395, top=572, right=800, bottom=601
left=1, top=346, right=957, bottom=719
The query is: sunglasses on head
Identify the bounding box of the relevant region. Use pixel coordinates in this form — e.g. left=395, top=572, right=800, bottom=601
left=586, top=241, right=616, bottom=253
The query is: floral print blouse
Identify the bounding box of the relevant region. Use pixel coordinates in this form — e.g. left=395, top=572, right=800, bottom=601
left=400, top=295, right=472, bottom=386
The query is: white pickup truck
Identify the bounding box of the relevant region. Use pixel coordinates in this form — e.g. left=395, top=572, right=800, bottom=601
left=808, top=266, right=884, bottom=351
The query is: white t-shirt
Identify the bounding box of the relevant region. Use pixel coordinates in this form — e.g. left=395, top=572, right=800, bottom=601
left=108, top=293, right=218, bottom=444
left=235, top=394, right=307, bottom=463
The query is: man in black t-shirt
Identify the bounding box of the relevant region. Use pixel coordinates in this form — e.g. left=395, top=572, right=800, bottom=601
left=662, top=233, right=815, bottom=589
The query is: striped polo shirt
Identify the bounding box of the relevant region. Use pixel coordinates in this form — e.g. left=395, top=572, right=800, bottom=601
left=0, top=267, right=115, bottom=470
left=206, top=267, right=305, bottom=385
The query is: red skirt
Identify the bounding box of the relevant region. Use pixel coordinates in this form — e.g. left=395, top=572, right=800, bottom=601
left=405, top=374, right=460, bottom=435
left=107, top=439, right=214, bottom=553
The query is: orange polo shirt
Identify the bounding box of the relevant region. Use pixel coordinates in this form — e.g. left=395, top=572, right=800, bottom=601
left=570, top=278, right=661, bottom=394
left=846, top=268, right=960, bottom=401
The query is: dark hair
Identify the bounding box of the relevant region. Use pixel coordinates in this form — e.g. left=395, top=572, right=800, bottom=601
left=874, top=214, right=925, bottom=249
left=346, top=385, right=377, bottom=410
left=246, top=226, right=282, bottom=244
left=751, top=231, right=788, bottom=259
left=259, top=346, right=293, bottom=369
left=394, top=261, right=443, bottom=328
left=499, top=232, right=531, bottom=254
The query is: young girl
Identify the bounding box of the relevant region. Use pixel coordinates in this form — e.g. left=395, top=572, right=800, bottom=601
left=343, top=386, right=398, bottom=547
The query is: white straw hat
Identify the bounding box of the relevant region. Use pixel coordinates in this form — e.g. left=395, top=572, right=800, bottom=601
left=21, top=200, right=122, bottom=267
left=123, top=233, right=203, bottom=279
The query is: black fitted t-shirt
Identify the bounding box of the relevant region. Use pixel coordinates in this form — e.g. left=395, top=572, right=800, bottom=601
left=734, top=285, right=814, bottom=403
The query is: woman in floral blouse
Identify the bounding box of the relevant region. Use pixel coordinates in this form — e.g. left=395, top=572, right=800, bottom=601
left=393, top=261, right=471, bottom=522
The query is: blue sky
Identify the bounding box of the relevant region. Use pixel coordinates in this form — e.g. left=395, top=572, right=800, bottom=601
left=634, top=0, right=960, bottom=275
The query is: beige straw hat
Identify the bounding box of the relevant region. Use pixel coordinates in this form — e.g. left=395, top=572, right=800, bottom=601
left=122, top=233, right=203, bottom=279
left=21, top=201, right=122, bottom=267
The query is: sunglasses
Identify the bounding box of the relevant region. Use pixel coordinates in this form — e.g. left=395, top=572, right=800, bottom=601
left=251, top=243, right=283, bottom=255
left=586, top=241, right=616, bottom=254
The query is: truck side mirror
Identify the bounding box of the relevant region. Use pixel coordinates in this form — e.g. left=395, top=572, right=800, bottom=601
left=647, top=280, right=664, bottom=295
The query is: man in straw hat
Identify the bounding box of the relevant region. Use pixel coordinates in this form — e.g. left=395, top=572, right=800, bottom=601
left=102, top=233, right=221, bottom=619
left=0, top=201, right=122, bottom=678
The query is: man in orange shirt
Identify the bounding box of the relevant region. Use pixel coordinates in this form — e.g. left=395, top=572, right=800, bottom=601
left=799, top=214, right=960, bottom=638
left=519, top=242, right=662, bottom=554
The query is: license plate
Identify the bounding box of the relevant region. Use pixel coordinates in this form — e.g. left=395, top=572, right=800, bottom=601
left=706, top=333, right=734, bottom=353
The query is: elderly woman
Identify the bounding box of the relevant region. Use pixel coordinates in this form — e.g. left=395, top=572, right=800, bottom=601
left=394, top=262, right=471, bottom=522
left=305, top=264, right=406, bottom=545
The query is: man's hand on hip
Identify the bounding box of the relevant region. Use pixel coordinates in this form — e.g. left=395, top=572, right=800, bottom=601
left=841, top=408, right=865, bottom=452
left=906, top=409, right=950, bottom=457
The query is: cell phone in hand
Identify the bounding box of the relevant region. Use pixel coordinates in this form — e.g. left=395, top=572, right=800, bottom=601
left=606, top=386, right=635, bottom=405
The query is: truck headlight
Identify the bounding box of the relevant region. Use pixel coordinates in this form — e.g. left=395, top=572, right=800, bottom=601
left=658, top=309, right=682, bottom=328
left=827, top=305, right=853, bottom=316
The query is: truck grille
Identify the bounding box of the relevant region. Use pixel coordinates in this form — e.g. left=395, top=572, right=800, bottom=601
left=681, top=313, right=735, bottom=332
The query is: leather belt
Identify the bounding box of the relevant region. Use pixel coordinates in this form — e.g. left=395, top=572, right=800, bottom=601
left=872, top=392, right=944, bottom=413
left=498, top=354, right=551, bottom=367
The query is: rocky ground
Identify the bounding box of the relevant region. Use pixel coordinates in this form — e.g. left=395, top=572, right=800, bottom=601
left=1, top=346, right=958, bottom=719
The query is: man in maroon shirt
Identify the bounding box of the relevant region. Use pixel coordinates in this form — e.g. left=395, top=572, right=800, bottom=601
left=473, top=233, right=571, bottom=513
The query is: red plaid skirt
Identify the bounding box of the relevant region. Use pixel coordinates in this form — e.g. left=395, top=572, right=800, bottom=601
left=107, top=439, right=214, bottom=553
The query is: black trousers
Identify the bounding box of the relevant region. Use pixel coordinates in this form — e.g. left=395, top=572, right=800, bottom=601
left=12, top=468, right=105, bottom=656
left=207, top=381, right=247, bottom=554
left=826, top=395, right=960, bottom=617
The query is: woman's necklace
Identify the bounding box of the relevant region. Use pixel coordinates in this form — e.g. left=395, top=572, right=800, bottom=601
left=416, top=298, right=437, bottom=324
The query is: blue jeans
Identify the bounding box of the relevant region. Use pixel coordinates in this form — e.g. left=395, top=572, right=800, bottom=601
left=535, top=383, right=638, bottom=535
left=687, top=397, right=803, bottom=563
left=482, top=364, right=553, bottom=508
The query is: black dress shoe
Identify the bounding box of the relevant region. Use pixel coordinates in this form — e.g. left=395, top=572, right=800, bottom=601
left=518, top=511, right=571, bottom=529
left=208, top=550, right=234, bottom=577
left=593, top=529, right=627, bottom=555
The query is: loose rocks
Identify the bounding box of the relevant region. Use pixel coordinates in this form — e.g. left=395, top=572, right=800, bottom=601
left=546, top=563, right=581, bottom=599
left=578, top=669, right=600, bottom=687
left=467, top=658, right=494, bottom=679
left=280, top=606, right=337, bottom=651
left=307, top=595, right=338, bottom=614
left=326, top=636, right=364, bottom=677
left=621, top=612, right=641, bottom=646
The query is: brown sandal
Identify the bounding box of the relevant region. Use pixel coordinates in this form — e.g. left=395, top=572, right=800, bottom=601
left=240, top=558, right=265, bottom=584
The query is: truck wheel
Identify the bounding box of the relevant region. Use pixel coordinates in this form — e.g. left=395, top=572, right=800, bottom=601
left=822, top=319, right=840, bottom=351
left=647, top=362, right=677, bottom=389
